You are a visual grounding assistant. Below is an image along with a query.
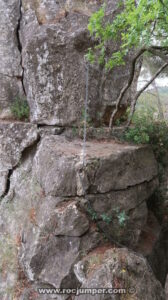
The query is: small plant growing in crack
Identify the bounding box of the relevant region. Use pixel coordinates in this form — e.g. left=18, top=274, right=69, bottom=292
left=87, top=206, right=98, bottom=221
left=101, top=213, right=112, bottom=225
left=113, top=208, right=129, bottom=228
left=87, top=204, right=129, bottom=228
left=10, top=96, right=29, bottom=121
left=117, top=211, right=129, bottom=228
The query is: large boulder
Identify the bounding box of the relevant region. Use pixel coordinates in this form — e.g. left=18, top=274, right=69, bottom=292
left=33, top=135, right=158, bottom=247
left=0, top=135, right=159, bottom=299
left=20, top=0, right=138, bottom=126
left=138, top=163, right=168, bottom=288
left=74, top=247, right=165, bottom=300
left=34, top=135, right=158, bottom=196
left=0, top=0, right=140, bottom=125
left=0, top=143, right=101, bottom=298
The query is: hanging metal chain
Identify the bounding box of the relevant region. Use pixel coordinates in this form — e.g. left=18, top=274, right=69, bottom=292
left=82, top=60, right=89, bottom=167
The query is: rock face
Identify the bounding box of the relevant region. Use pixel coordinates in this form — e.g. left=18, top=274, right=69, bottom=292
left=34, top=136, right=158, bottom=196
left=0, top=0, right=24, bottom=118
left=0, top=0, right=138, bottom=125
left=74, top=247, right=165, bottom=300
left=147, top=224, right=168, bottom=287
left=0, top=133, right=161, bottom=299
left=33, top=135, right=158, bottom=246
left=0, top=0, right=167, bottom=299
left=0, top=122, right=38, bottom=197
left=138, top=164, right=168, bottom=290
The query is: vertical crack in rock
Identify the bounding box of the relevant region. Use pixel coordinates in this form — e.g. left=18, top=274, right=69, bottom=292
left=0, top=128, right=40, bottom=200
left=1, top=169, right=13, bottom=199
left=16, top=0, right=26, bottom=96
left=4, top=169, right=13, bottom=197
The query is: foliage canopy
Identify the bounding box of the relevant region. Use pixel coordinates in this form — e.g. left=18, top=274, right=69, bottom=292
left=87, top=0, right=168, bottom=127
left=87, top=0, right=168, bottom=69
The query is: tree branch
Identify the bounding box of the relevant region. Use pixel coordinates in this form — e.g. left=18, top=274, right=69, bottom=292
left=159, top=0, right=168, bottom=10
left=146, top=91, right=157, bottom=97
left=126, top=61, right=168, bottom=127
left=108, top=47, right=147, bottom=129
left=147, top=61, right=165, bottom=120
left=137, top=64, right=168, bottom=98
left=108, top=45, right=168, bottom=130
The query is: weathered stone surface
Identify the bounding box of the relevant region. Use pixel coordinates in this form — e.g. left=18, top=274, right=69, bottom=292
left=136, top=211, right=161, bottom=256
left=0, top=123, right=38, bottom=167
left=20, top=0, right=137, bottom=126
left=86, top=179, right=158, bottom=247
left=43, top=200, right=89, bottom=237
left=0, top=0, right=24, bottom=118
left=150, top=164, right=168, bottom=223
left=74, top=247, right=166, bottom=300
left=0, top=1, right=166, bottom=299
left=0, top=149, right=42, bottom=235
left=0, top=0, right=21, bottom=76
left=0, top=148, right=98, bottom=295
left=22, top=0, right=115, bottom=25
left=0, top=122, right=38, bottom=197
left=0, top=150, right=52, bottom=297
left=147, top=224, right=168, bottom=288
left=0, top=234, right=18, bottom=300
left=38, top=125, right=64, bottom=137
left=0, top=0, right=140, bottom=124
left=133, top=210, right=168, bottom=290
left=16, top=195, right=96, bottom=290
left=19, top=226, right=101, bottom=294
left=0, top=170, right=8, bottom=197
left=143, top=164, right=168, bottom=288
left=0, top=134, right=159, bottom=298
left=29, top=236, right=80, bottom=285
left=34, top=135, right=158, bottom=197
left=21, top=22, right=100, bottom=126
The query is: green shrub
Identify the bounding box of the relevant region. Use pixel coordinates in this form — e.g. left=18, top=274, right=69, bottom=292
left=10, top=96, right=29, bottom=121
left=87, top=204, right=129, bottom=228
left=122, top=100, right=168, bottom=226
left=123, top=105, right=168, bottom=166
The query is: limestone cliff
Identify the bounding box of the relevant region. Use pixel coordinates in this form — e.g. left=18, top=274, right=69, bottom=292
left=0, top=0, right=137, bottom=126
left=0, top=1, right=167, bottom=300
